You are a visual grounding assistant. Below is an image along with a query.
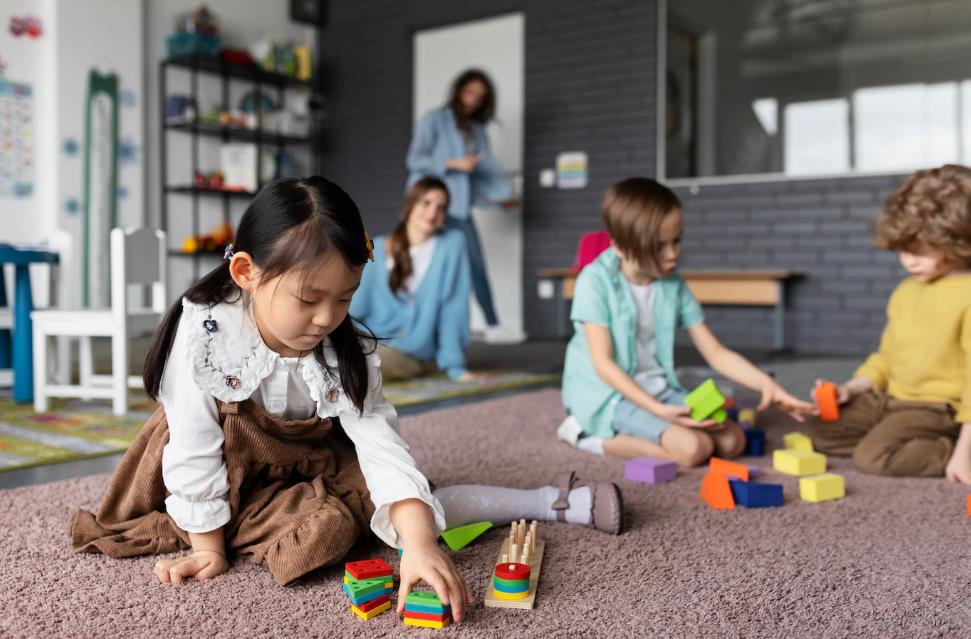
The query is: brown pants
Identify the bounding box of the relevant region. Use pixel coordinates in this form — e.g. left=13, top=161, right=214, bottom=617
left=69, top=399, right=374, bottom=585
left=377, top=343, right=438, bottom=382
left=805, top=390, right=959, bottom=477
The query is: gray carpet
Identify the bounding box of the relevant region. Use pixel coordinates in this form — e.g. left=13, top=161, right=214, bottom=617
left=1, top=388, right=969, bottom=638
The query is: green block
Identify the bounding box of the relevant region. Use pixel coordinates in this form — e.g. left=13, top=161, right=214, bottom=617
left=406, top=591, right=446, bottom=609
left=344, top=575, right=392, bottom=598
left=493, top=575, right=530, bottom=589
left=440, top=521, right=493, bottom=551
left=685, top=379, right=726, bottom=421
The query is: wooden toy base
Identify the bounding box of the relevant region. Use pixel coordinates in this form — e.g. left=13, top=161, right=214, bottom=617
left=483, top=538, right=545, bottom=610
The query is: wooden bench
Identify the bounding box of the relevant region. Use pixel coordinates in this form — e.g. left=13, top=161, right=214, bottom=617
left=536, top=268, right=802, bottom=351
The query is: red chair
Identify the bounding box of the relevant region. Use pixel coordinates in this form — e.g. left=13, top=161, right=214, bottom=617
left=573, top=231, right=611, bottom=272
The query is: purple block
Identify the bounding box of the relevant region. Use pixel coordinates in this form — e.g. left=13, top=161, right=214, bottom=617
left=624, top=456, right=677, bottom=484
left=747, top=465, right=763, bottom=479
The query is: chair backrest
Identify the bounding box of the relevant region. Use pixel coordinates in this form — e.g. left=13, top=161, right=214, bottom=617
left=574, top=231, right=611, bottom=271
left=110, top=227, right=167, bottom=324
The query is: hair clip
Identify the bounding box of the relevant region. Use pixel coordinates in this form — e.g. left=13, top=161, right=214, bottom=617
left=364, top=231, right=375, bottom=262
left=223, top=244, right=235, bottom=260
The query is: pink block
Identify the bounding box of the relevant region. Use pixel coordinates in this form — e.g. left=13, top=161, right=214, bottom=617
left=625, top=457, right=677, bottom=484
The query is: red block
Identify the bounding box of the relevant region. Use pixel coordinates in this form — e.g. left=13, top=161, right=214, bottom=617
left=357, top=594, right=391, bottom=613
left=345, top=558, right=393, bottom=580
left=404, top=610, right=450, bottom=622
left=494, top=562, right=531, bottom=581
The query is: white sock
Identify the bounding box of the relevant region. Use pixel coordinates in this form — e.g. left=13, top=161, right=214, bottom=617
left=577, top=436, right=605, bottom=455
left=434, top=484, right=593, bottom=528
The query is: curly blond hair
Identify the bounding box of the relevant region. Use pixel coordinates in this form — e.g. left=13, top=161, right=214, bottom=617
left=875, top=164, right=971, bottom=266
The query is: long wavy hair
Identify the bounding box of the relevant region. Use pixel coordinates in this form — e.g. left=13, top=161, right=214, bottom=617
left=387, top=176, right=450, bottom=293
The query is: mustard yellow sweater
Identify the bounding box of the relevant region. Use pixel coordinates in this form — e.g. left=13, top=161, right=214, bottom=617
left=856, top=274, right=971, bottom=423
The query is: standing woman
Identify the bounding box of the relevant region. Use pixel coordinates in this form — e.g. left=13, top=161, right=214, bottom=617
left=406, top=69, right=512, bottom=327
left=351, top=177, right=491, bottom=383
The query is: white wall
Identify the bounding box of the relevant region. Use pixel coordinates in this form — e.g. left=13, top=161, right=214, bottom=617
left=144, top=0, right=314, bottom=296
left=414, top=13, right=525, bottom=341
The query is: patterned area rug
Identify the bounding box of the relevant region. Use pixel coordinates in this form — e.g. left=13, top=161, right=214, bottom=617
left=0, top=371, right=557, bottom=472
left=381, top=371, right=559, bottom=407
left=0, top=399, right=148, bottom=472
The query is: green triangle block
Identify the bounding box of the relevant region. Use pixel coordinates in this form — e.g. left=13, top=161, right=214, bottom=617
left=440, top=521, right=493, bottom=551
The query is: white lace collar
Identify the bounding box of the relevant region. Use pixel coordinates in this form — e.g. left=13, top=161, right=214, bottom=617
left=181, top=297, right=380, bottom=417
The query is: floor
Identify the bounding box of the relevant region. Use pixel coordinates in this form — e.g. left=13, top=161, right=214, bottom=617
left=0, top=338, right=860, bottom=490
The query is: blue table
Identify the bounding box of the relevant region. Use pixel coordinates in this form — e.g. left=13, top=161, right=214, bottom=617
left=0, top=244, right=59, bottom=402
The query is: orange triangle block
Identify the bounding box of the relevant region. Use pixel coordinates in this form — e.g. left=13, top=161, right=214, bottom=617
left=701, top=472, right=736, bottom=510
left=709, top=457, right=750, bottom=481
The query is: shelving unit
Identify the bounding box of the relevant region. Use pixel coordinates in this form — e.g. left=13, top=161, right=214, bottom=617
left=160, top=54, right=316, bottom=279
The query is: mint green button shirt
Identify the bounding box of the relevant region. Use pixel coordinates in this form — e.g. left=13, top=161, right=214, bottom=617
left=561, top=248, right=705, bottom=438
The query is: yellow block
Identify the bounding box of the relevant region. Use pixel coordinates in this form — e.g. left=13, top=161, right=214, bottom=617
left=738, top=408, right=757, bottom=425
left=492, top=587, right=529, bottom=600
left=800, top=473, right=845, bottom=502
left=404, top=617, right=450, bottom=629
left=351, top=601, right=391, bottom=621
left=783, top=432, right=814, bottom=452
left=773, top=449, right=826, bottom=476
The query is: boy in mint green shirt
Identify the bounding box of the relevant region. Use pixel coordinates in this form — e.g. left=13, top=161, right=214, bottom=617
left=558, top=178, right=812, bottom=465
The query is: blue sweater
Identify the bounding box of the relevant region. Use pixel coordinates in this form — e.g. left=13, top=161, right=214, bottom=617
left=406, top=106, right=512, bottom=219
left=350, top=230, right=471, bottom=379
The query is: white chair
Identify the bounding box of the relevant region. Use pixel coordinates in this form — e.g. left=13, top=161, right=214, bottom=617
left=31, top=227, right=166, bottom=415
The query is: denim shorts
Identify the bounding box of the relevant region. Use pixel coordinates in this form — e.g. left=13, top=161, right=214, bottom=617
left=613, top=386, right=688, bottom=444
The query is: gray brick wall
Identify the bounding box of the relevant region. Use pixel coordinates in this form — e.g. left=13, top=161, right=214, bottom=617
left=318, top=1, right=906, bottom=356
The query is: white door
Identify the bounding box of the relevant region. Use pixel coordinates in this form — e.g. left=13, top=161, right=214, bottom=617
left=413, top=13, right=525, bottom=342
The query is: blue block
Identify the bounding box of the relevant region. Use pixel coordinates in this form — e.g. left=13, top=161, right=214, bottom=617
left=745, top=429, right=766, bottom=456
left=726, top=407, right=739, bottom=422
left=405, top=602, right=449, bottom=615
left=729, top=478, right=783, bottom=508
left=492, top=579, right=530, bottom=594
left=343, top=584, right=393, bottom=606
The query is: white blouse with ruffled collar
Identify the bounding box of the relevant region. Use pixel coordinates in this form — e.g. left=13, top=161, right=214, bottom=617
left=159, top=297, right=445, bottom=548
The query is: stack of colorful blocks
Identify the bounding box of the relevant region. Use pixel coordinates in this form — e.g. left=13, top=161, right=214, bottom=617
left=403, top=591, right=452, bottom=629
left=492, top=562, right=531, bottom=601
left=343, top=559, right=394, bottom=621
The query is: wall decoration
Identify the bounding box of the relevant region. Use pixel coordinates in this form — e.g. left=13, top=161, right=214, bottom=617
left=119, top=88, right=136, bottom=108
left=555, top=151, right=588, bottom=189
left=0, top=78, right=34, bottom=198
left=119, top=137, right=138, bottom=165
left=8, top=16, right=42, bottom=38
left=62, top=137, right=79, bottom=157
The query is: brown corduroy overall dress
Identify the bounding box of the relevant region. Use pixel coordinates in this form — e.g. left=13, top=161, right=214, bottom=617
left=69, top=398, right=374, bottom=585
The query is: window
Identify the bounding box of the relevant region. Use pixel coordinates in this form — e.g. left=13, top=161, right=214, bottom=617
left=664, top=0, right=971, bottom=180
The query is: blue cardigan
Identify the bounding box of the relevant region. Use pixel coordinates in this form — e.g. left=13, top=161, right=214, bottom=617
left=350, top=230, right=471, bottom=379
left=406, top=106, right=512, bottom=219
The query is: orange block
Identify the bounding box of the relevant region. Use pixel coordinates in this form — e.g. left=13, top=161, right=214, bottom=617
left=700, top=472, right=736, bottom=510
left=708, top=457, right=750, bottom=481
left=815, top=383, right=840, bottom=422
left=966, top=494, right=971, bottom=517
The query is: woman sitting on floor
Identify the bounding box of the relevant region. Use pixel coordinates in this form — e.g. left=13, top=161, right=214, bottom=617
left=351, top=176, right=490, bottom=383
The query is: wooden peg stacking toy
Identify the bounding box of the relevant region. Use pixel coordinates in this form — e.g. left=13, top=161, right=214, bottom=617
left=403, top=591, right=451, bottom=629
left=343, top=558, right=394, bottom=621
left=685, top=379, right=728, bottom=422
left=485, top=520, right=546, bottom=609
left=814, top=382, right=841, bottom=422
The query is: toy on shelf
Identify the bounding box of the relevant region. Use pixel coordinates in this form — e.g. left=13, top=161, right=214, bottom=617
left=815, top=382, right=841, bottom=422
left=484, top=519, right=545, bottom=610
left=180, top=221, right=233, bottom=254
left=745, top=429, right=766, bottom=456
left=625, top=456, right=677, bottom=484
left=800, top=473, right=845, bottom=503
left=783, top=432, right=814, bottom=452
left=773, top=449, right=827, bottom=476
left=685, top=379, right=727, bottom=422
left=403, top=591, right=452, bottom=629
left=343, top=558, right=394, bottom=621
left=440, top=521, right=492, bottom=552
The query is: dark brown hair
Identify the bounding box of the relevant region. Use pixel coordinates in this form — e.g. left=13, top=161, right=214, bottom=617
left=601, top=177, right=682, bottom=275
left=875, top=164, right=971, bottom=267
left=448, top=69, right=496, bottom=136
left=388, top=176, right=450, bottom=293
left=143, top=177, right=374, bottom=413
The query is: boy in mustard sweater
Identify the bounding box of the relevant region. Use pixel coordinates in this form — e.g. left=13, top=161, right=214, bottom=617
left=807, top=164, right=971, bottom=484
